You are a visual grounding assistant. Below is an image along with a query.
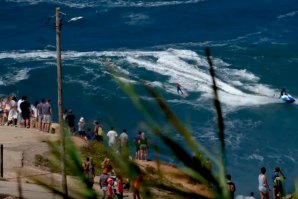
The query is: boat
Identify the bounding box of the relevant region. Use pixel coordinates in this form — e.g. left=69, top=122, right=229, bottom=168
left=280, top=94, right=295, bottom=103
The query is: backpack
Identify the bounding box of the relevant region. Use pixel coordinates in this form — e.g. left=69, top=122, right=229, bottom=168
left=274, top=176, right=282, bottom=189
left=98, top=126, right=103, bottom=136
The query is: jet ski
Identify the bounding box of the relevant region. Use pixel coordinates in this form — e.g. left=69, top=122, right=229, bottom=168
left=280, top=94, right=295, bottom=103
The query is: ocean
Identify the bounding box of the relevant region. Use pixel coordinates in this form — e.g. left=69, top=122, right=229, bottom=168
left=1, top=0, right=298, bottom=197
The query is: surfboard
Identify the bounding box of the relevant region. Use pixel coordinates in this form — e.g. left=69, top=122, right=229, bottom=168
left=180, top=92, right=188, bottom=98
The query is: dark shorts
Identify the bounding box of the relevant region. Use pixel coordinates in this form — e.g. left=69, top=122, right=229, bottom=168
left=22, top=113, right=30, bottom=120
left=79, top=131, right=85, bottom=136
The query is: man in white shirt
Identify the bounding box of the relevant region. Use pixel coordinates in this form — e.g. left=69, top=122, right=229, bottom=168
left=107, top=127, right=118, bottom=147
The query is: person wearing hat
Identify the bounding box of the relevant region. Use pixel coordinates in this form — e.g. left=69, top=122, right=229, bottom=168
left=99, top=168, right=110, bottom=199
left=272, top=167, right=286, bottom=199
left=78, top=117, right=86, bottom=139
left=107, top=177, right=114, bottom=199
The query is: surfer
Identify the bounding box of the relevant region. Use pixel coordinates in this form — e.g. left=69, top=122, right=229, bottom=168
left=176, top=83, right=183, bottom=95
left=279, top=88, right=288, bottom=98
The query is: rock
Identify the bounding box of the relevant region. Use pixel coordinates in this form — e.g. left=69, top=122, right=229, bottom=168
left=50, top=123, right=60, bottom=134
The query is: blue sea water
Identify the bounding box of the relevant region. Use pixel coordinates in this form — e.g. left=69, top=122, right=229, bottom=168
left=1, top=0, right=298, bottom=197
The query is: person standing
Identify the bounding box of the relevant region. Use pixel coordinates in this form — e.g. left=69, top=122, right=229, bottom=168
left=65, top=109, right=75, bottom=135
left=7, top=96, right=18, bottom=126
left=272, top=167, right=286, bottom=199
left=107, top=127, right=118, bottom=147
left=118, top=129, right=129, bottom=152
left=78, top=117, right=86, bottom=138
left=17, top=96, right=24, bottom=127
left=107, top=177, right=114, bottom=199
left=134, top=131, right=142, bottom=159
left=42, top=99, right=52, bottom=133
left=20, top=96, right=31, bottom=128
left=30, top=101, right=38, bottom=128
left=139, top=132, right=148, bottom=161
left=258, top=167, right=270, bottom=199
left=99, top=168, right=110, bottom=199
left=226, top=174, right=236, bottom=199
left=116, top=175, right=124, bottom=199
left=82, top=157, right=94, bottom=189
left=36, top=99, right=44, bottom=131
left=133, top=175, right=142, bottom=199
left=3, top=96, right=12, bottom=125
left=93, top=120, right=104, bottom=141
left=176, top=83, right=184, bottom=95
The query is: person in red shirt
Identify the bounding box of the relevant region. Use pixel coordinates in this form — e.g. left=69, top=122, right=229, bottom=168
left=107, top=177, right=114, bottom=199
left=116, top=175, right=124, bottom=199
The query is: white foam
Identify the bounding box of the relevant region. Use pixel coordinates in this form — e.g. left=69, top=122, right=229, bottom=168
left=277, top=11, right=298, bottom=19
left=104, top=0, right=205, bottom=8
left=246, top=154, right=264, bottom=162
left=68, top=16, right=83, bottom=22
left=5, top=0, right=205, bottom=8
left=0, top=68, right=30, bottom=86
left=0, top=49, right=281, bottom=110
left=123, top=13, right=149, bottom=26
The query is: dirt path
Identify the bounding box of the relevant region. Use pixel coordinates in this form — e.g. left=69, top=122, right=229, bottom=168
left=0, top=125, right=59, bottom=180
left=0, top=125, right=134, bottom=199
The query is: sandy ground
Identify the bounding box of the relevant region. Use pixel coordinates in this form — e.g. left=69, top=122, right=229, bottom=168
left=0, top=125, right=60, bottom=180
left=0, top=125, right=134, bottom=199
left=0, top=125, right=212, bottom=199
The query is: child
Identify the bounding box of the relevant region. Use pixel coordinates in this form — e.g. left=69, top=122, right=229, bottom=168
left=107, top=177, right=114, bottom=199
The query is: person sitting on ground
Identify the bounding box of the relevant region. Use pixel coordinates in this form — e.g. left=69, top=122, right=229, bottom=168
left=279, top=88, right=288, bottom=98
left=248, top=192, right=256, bottom=199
